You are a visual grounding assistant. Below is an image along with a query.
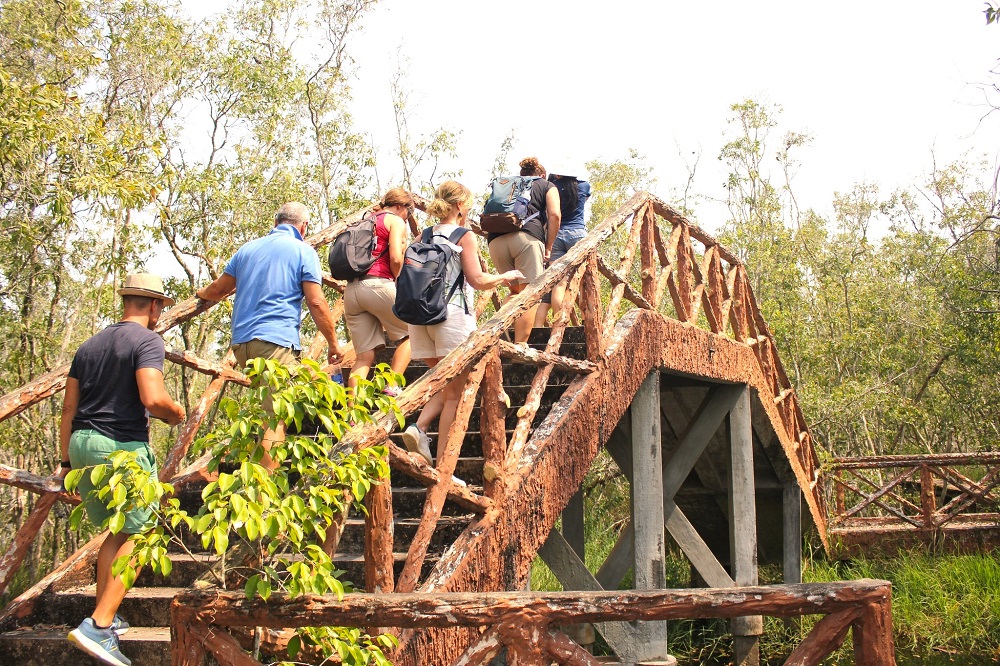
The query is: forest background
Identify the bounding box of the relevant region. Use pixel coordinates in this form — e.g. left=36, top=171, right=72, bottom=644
left=1, top=0, right=998, bottom=638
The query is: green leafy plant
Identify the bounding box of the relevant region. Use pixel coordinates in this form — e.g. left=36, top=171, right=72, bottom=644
left=66, top=358, right=405, bottom=665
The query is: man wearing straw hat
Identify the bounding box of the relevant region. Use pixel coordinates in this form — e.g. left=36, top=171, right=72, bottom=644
left=196, top=201, right=344, bottom=468
left=61, top=272, right=186, bottom=666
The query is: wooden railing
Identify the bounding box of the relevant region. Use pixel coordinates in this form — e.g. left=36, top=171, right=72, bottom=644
left=823, top=452, right=1000, bottom=554
left=1, top=191, right=826, bottom=656
left=170, top=580, right=896, bottom=666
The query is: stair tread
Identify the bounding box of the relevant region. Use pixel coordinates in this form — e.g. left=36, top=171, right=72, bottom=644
left=0, top=626, right=170, bottom=641
left=57, top=585, right=183, bottom=599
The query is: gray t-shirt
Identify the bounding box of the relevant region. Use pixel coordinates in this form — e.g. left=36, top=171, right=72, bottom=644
left=68, top=321, right=166, bottom=442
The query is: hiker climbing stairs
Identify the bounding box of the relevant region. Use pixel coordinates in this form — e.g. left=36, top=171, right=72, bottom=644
left=0, top=327, right=583, bottom=665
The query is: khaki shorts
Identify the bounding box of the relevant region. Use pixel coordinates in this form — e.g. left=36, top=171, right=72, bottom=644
left=344, top=277, right=409, bottom=354
left=488, top=232, right=544, bottom=284
left=70, top=430, right=158, bottom=535
left=231, top=340, right=299, bottom=412
left=408, top=306, right=477, bottom=360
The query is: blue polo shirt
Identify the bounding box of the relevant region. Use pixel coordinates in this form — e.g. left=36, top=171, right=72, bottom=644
left=224, top=224, right=323, bottom=350
left=560, top=180, right=591, bottom=231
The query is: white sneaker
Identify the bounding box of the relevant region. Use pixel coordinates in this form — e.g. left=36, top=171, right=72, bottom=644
left=402, top=425, right=433, bottom=465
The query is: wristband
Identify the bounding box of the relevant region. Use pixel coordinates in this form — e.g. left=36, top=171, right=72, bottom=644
left=60, top=460, right=72, bottom=469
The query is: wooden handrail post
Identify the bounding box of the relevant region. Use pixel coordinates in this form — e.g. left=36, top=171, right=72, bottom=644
left=919, top=464, right=935, bottom=528
left=851, top=595, right=896, bottom=666
left=170, top=616, right=208, bottom=666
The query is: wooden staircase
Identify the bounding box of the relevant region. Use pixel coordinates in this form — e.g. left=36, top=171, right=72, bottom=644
left=0, top=191, right=829, bottom=665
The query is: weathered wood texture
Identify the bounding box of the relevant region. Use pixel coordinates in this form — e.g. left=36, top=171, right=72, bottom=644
left=825, top=452, right=1000, bottom=557
left=170, top=581, right=894, bottom=666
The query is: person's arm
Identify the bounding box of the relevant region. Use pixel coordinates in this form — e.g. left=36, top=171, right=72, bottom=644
left=196, top=273, right=237, bottom=302
left=136, top=368, right=186, bottom=425
left=57, top=377, right=80, bottom=478
left=302, top=280, right=344, bottom=364
left=458, top=232, right=523, bottom=290
left=544, top=186, right=562, bottom=263
left=385, top=214, right=407, bottom=278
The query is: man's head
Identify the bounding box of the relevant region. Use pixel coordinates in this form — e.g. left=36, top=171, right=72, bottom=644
left=118, top=273, right=174, bottom=328
left=274, top=202, right=311, bottom=235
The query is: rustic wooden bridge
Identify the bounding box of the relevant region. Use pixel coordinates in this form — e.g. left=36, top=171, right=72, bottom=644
left=0, top=191, right=907, bottom=665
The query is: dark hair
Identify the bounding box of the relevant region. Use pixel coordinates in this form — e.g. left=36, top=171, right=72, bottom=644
left=122, top=295, right=156, bottom=309
left=549, top=175, right=579, bottom=220
left=519, top=156, right=545, bottom=177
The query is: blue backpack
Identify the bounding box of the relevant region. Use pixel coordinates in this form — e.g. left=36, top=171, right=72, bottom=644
left=392, top=226, right=471, bottom=325
left=480, top=175, right=539, bottom=234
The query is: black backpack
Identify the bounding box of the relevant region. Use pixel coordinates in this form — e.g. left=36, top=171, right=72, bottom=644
left=327, top=212, right=387, bottom=280
left=392, top=226, right=470, bottom=326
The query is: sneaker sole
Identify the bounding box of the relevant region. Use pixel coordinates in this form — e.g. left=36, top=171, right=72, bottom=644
left=401, top=429, right=433, bottom=466
left=68, top=629, right=130, bottom=666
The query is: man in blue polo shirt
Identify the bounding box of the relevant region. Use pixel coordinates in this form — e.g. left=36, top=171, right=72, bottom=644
left=197, top=201, right=343, bottom=467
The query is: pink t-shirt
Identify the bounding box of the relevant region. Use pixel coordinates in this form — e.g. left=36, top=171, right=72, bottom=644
left=367, top=213, right=395, bottom=280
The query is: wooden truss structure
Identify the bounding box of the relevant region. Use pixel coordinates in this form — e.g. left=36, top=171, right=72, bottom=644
left=0, top=191, right=854, bottom=664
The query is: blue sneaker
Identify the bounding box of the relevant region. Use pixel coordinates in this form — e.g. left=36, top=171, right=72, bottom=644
left=111, top=613, right=130, bottom=636
left=68, top=617, right=131, bottom=666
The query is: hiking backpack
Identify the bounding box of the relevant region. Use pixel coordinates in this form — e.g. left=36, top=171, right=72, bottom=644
left=327, top=212, right=387, bottom=280
left=480, top=175, right=540, bottom=234
left=392, top=226, right=471, bottom=326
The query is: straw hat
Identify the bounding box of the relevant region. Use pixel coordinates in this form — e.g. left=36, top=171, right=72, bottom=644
left=117, top=273, right=175, bottom=307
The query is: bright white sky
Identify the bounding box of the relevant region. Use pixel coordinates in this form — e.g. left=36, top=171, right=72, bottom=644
left=343, top=0, right=1000, bottom=232
left=185, top=0, right=1000, bottom=235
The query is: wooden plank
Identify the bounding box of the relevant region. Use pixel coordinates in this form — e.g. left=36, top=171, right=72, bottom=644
left=596, top=520, right=634, bottom=591
left=631, top=371, right=668, bottom=662
left=783, top=484, right=802, bottom=585
left=169, top=579, right=895, bottom=627
left=782, top=607, right=861, bottom=666
left=662, top=385, right=746, bottom=500
left=664, top=499, right=734, bottom=588
left=537, top=529, right=634, bottom=652
left=729, top=386, right=762, bottom=665
left=397, top=360, right=487, bottom=592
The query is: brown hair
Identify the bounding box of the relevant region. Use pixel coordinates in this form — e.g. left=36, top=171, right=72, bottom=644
left=519, top=156, right=545, bottom=177
left=426, top=181, right=473, bottom=220
left=378, top=187, right=415, bottom=217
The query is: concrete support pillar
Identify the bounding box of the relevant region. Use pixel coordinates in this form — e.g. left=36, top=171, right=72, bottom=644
left=728, top=386, right=761, bottom=666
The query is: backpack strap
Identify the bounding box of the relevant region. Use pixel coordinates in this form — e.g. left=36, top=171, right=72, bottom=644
left=444, top=227, right=471, bottom=315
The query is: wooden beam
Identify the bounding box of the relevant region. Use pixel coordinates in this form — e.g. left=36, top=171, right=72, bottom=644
left=595, top=520, right=634, bottom=591
left=0, top=464, right=77, bottom=501
left=783, top=484, right=802, bottom=585
left=537, top=529, right=633, bottom=652
left=782, top=607, right=861, bottom=666
left=664, top=499, right=734, bottom=588
left=631, top=371, right=668, bottom=662
left=169, top=579, right=895, bottom=628
left=0, top=493, right=59, bottom=597
left=729, top=386, right=762, bottom=665
left=497, top=339, right=596, bottom=374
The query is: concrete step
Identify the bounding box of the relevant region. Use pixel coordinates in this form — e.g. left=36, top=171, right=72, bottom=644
left=38, top=586, right=180, bottom=627
left=0, top=626, right=170, bottom=666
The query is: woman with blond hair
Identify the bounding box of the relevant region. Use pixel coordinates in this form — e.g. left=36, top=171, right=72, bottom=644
left=486, top=156, right=561, bottom=342
left=401, top=180, right=523, bottom=464
left=343, top=187, right=415, bottom=396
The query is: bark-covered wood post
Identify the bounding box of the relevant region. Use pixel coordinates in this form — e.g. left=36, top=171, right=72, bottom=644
left=170, top=611, right=207, bottom=666
left=629, top=370, right=669, bottom=663
left=852, top=596, right=897, bottom=666
left=729, top=385, right=762, bottom=666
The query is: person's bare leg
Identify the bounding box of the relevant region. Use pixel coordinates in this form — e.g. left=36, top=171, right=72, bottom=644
left=390, top=338, right=411, bottom=377
left=515, top=307, right=536, bottom=343
left=550, top=281, right=568, bottom=320
left=349, top=348, right=376, bottom=393
left=91, top=532, right=136, bottom=627
left=261, top=421, right=285, bottom=470
left=415, top=357, right=445, bottom=433
left=435, top=370, right=469, bottom=453
left=533, top=301, right=551, bottom=328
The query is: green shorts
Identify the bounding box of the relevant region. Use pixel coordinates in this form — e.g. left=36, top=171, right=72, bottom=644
left=69, top=429, right=158, bottom=535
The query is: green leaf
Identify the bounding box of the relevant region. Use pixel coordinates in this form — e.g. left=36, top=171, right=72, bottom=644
left=108, top=512, right=126, bottom=534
